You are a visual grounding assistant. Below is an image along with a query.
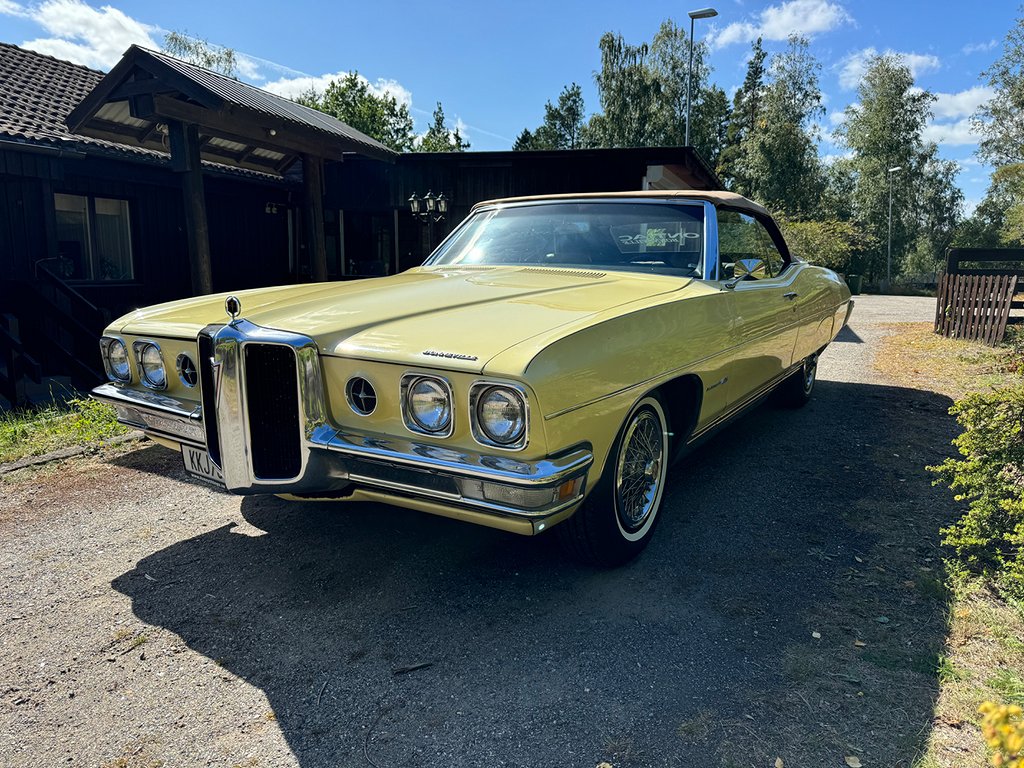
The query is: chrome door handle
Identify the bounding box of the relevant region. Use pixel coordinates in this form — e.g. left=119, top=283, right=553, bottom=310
left=783, top=292, right=798, bottom=300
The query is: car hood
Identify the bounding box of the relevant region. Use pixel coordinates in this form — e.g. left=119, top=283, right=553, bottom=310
left=114, top=266, right=692, bottom=373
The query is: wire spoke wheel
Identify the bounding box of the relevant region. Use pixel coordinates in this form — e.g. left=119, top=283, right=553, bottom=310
left=615, top=407, right=666, bottom=534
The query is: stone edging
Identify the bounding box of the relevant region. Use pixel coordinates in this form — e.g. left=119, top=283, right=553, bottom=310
left=0, top=431, right=145, bottom=476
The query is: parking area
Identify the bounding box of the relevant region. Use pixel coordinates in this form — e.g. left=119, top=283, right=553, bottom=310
left=1, top=296, right=957, bottom=768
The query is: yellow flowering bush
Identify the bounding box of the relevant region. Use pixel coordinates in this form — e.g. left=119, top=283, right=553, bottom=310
left=981, top=701, right=1024, bottom=767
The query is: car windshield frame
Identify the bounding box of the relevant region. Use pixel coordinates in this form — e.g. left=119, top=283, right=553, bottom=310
left=422, top=198, right=717, bottom=280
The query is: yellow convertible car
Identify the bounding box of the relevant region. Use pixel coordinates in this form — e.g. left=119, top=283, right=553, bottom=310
left=92, top=190, right=852, bottom=564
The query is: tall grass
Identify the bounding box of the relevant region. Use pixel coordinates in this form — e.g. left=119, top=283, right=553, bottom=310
left=0, top=397, right=127, bottom=464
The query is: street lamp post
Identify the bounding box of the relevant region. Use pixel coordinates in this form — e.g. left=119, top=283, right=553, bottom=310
left=685, top=7, right=718, bottom=147
left=887, top=166, right=903, bottom=287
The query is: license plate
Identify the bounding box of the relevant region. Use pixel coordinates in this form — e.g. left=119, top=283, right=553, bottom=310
left=182, top=445, right=224, bottom=486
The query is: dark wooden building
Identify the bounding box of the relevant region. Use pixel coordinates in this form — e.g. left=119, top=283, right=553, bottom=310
left=0, top=42, right=721, bottom=406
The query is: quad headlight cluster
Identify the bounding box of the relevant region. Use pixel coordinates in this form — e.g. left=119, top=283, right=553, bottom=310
left=398, top=374, right=528, bottom=449
left=98, top=337, right=168, bottom=390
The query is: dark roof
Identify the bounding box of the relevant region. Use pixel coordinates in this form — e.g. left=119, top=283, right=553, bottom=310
left=0, top=42, right=281, bottom=180
left=65, top=45, right=397, bottom=168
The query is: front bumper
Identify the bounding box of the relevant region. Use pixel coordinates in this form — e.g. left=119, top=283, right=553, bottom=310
left=92, top=380, right=592, bottom=530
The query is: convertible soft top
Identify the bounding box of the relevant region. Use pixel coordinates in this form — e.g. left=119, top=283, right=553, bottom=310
left=473, top=190, right=771, bottom=218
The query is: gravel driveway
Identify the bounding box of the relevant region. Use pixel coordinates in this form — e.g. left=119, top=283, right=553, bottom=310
left=1, top=295, right=958, bottom=768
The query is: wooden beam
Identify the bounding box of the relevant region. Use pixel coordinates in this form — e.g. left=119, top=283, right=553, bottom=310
left=303, top=154, right=328, bottom=282
left=168, top=120, right=213, bottom=295
left=148, top=95, right=348, bottom=159
left=110, top=79, right=175, bottom=100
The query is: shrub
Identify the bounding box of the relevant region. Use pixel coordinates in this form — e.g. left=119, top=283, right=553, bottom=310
left=980, top=701, right=1024, bottom=767
left=930, top=384, right=1024, bottom=598
left=777, top=218, right=876, bottom=275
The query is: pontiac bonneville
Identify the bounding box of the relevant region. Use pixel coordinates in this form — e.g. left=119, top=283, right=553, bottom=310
left=92, top=190, right=853, bottom=564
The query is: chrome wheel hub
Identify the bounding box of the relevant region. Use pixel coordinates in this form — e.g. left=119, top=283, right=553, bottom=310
left=615, top=410, right=665, bottom=532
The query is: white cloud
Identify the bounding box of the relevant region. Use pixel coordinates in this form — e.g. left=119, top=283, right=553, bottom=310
left=8, top=0, right=159, bottom=71
left=711, top=0, right=853, bottom=48
left=838, top=47, right=941, bottom=90
left=932, top=86, right=995, bottom=119
left=962, top=39, right=998, bottom=55
left=923, top=118, right=980, bottom=147
left=262, top=70, right=413, bottom=107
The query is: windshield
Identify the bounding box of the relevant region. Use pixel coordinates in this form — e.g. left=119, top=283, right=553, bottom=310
left=424, top=202, right=706, bottom=278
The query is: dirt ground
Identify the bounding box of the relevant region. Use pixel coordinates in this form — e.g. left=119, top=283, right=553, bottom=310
left=1, top=295, right=966, bottom=768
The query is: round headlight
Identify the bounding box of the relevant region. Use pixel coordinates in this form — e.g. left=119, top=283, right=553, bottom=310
left=106, top=339, right=130, bottom=382
left=477, top=386, right=526, bottom=446
left=139, top=344, right=166, bottom=389
left=407, top=377, right=451, bottom=433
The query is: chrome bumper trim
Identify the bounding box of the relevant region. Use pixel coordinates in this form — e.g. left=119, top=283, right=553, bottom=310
left=312, top=426, right=592, bottom=488
left=92, top=382, right=205, bottom=445
left=90, top=382, right=592, bottom=518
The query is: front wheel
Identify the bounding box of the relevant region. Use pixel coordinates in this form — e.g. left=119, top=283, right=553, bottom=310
left=557, top=395, right=670, bottom=566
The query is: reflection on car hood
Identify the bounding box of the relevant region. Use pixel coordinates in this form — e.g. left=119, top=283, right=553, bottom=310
left=114, top=266, right=694, bottom=373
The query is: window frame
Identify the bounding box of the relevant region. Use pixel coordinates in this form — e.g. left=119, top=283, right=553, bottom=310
left=422, top=198, right=716, bottom=280
left=53, top=192, right=137, bottom=284
left=713, top=205, right=793, bottom=281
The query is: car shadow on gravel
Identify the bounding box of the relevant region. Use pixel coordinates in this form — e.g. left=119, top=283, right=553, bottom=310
left=111, top=379, right=959, bottom=768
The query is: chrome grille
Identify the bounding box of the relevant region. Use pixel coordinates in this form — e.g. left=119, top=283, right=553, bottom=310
left=243, top=343, right=301, bottom=480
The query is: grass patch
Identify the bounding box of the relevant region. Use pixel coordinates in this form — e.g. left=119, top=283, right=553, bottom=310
left=874, top=322, right=1022, bottom=398
left=0, top=396, right=126, bottom=464
left=989, top=670, right=1024, bottom=707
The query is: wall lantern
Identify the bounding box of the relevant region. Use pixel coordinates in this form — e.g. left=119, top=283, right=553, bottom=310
left=408, top=190, right=448, bottom=223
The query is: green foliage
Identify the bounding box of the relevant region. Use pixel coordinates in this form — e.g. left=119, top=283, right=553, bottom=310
left=295, top=72, right=416, bottom=152
left=955, top=164, right=1024, bottom=248
left=739, top=36, right=825, bottom=218
left=417, top=102, right=469, bottom=152
left=586, top=20, right=728, bottom=164
left=778, top=218, right=874, bottom=273
left=0, top=397, right=126, bottom=464
left=591, top=32, right=662, bottom=148
left=930, top=384, right=1024, bottom=598
left=513, top=84, right=586, bottom=150
left=717, top=37, right=767, bottom=190
left=162, top=31, right=238, bottom=77
left=974, top=9, right=1024, bottom=167
left=834, top=53, right=962, bottom=280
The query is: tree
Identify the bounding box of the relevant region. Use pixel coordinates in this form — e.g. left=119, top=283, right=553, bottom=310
left=835, top=54, right=961, bottom=279
left=955, top=164, right=1024, bottom=247
left=162, top=31, right=238, bottom=77
left=591, top=32, right=662, bottom=147
left=718, top=38, right=767, bottom=190
left=513, top=84, right=586, bottom=150
left=973, top=9, right=1024, bottom=166
left=741, top=36, right=825, bottom=217
left=295, top=72, right=416, bottom=152
left=417, top=102, right=470, bottom=152
left=587, top=21, right=727, bottom=161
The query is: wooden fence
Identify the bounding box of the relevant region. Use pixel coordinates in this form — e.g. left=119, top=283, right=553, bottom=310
left=934, top=273, right=1019, bottom=345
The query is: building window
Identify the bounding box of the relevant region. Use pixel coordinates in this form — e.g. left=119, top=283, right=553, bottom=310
left=54, top=193, right=134, bottom=281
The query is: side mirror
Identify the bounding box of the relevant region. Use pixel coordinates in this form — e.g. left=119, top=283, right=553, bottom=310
left=734, top=258, right=766, bottom=279
left=724, top=257, right=766, bottom=289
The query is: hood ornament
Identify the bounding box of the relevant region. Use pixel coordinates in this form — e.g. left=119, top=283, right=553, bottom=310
left=225, top=295, right=241, bottom=320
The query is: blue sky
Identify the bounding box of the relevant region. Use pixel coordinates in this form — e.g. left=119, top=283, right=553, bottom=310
left=0, top=0, right=1017, bottom=211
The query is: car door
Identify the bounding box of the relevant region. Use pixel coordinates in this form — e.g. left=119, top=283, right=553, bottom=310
left=716, top=209, right=799, bottom=407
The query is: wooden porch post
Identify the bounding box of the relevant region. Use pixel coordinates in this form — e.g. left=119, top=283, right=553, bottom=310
left=167, top=120, right=213, bottom=295
left=303, top=154, right=328, bottom=282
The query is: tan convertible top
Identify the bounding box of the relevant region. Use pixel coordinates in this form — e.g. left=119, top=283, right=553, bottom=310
left=472, top=189, right=771, bottom=217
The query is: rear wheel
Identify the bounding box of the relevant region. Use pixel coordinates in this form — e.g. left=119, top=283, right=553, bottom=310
left=558, top=395, right=670, bottom=566
left=777, top=353, right=818, bottom=408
